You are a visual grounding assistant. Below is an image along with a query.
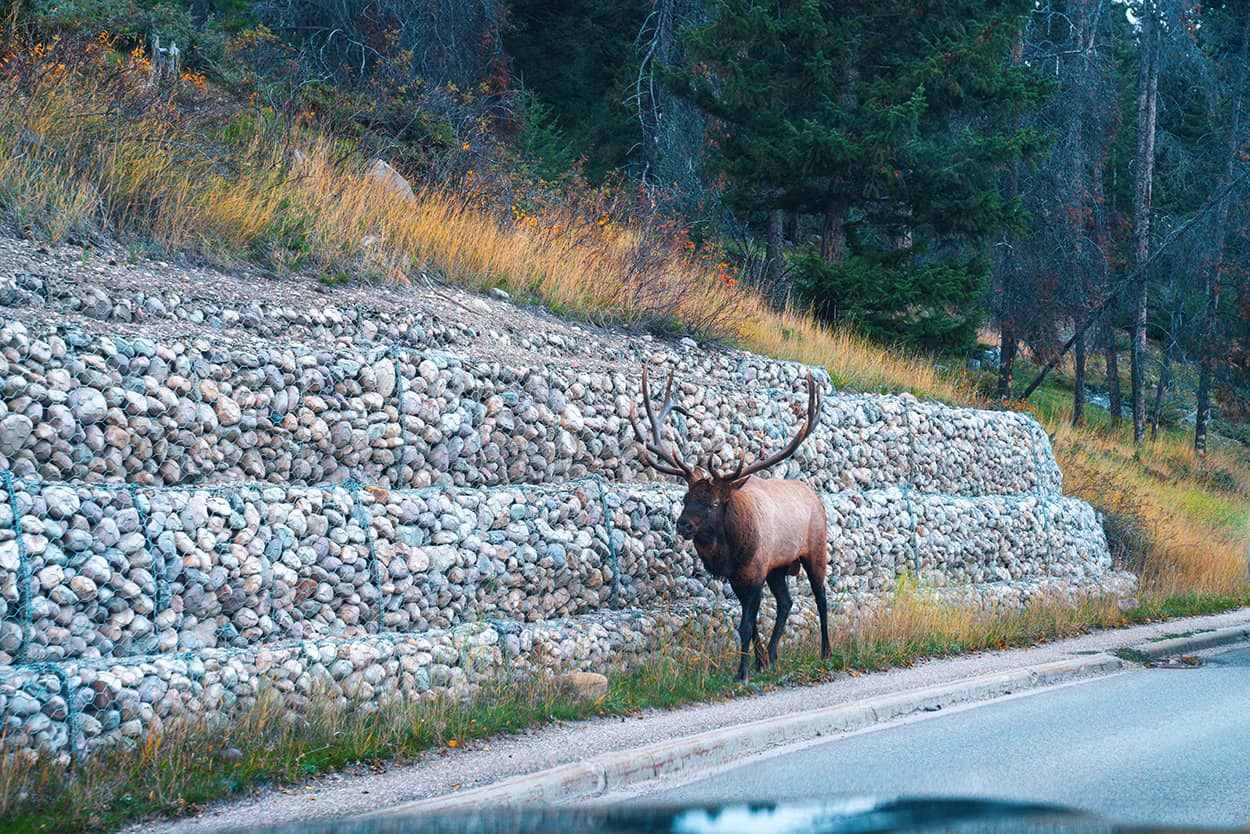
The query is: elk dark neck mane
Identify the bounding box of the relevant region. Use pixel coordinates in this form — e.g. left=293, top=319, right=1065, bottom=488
left=692, top=488, right=759, bottom=580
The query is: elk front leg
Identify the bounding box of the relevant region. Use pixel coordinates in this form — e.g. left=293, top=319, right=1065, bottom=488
left=732, top=582, right=763, bottom=682
left=765, top=568, right=793, bottom=669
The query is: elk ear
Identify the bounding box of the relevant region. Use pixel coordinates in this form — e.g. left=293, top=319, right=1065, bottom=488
left=727, top=474, right=751, bottom=490
left=690, top=467, right=710, bottom=483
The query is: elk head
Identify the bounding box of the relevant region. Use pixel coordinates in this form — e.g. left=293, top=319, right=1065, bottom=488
left=629, top=366, right=823, bottom=545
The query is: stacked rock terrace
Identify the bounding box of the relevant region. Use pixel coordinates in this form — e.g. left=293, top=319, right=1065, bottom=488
left=0, top=476, right=1110, bottom=666
left=0, top=314, right=1060, bottom=496
left=0, top=238, right=1126, bottom=761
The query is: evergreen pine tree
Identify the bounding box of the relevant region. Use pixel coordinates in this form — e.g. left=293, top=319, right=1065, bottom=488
left=669, top=0, right=1045, bottom=352
left=505, top=0, right=649, bottom=180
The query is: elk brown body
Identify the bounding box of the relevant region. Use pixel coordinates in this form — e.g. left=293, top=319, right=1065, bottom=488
left=630, top=367, right=830, bottom=682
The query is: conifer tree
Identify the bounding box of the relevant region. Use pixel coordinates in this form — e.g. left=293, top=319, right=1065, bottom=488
left=668, top=0, right=1044, bottom=352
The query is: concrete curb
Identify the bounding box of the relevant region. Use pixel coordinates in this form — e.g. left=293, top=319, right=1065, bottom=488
left=370, top=624, right=1250, bottom=818
left=1133, top=623, right=1250, bottom=661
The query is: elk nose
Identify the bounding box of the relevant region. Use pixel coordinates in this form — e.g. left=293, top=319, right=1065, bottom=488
left=676, top=518, right=692, bottom=537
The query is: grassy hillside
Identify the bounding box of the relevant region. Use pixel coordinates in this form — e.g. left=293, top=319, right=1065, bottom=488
left=5, top=36, right=1243, bottom=607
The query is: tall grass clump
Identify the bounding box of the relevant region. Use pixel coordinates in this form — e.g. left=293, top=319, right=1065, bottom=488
left=1051, top=418, right=1250, bottom=601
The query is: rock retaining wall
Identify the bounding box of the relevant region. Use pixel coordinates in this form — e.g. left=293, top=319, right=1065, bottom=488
left=1, top=578, right=1126, bottom=767
left=0, top=476, right=1115, bottom=666
left=0, top=243, right=1130, bottom=765
left=0, top=319, right=1060, bottom=495
left=0, top=470, right=1130, bottom=761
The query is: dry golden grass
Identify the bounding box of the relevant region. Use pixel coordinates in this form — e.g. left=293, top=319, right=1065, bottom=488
left=0, top=39, right=964, bottom=400
left=1051, top=418, right=1250, bottom=599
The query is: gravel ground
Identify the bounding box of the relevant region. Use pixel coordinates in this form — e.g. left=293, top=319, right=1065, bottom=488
left=121, top=606, right=1250, bottom=834
left=0, top=234, right=669, bottom=375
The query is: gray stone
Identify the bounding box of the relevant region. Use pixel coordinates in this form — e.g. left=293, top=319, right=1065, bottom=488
left=0, top=413, right=32, bottom=455
left=375, top=358, right=396, bottom=399
left=215, top=396, right=241, bottom=426
left=8, top=692, right=40, bottom=717
left=37, top=564, right=64, bottom=591
left=0, top=541, right=20, bottom=572
left=70, top=575, right=97, bottom=601
left=366, top=158, right=416, bottom=204
left=556, top=672, right=609, bottom=701
left=68, top=388, right=108, bottom=425
left=43, top=486, right=80, bottom=520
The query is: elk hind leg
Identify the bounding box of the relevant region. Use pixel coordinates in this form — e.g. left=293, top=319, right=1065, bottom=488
left=765, top=567, right=793, bottom=669
left=802, top=558, right=831, bottom=659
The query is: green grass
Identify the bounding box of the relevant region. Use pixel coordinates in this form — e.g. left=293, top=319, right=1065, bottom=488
left=1145, top=628, right=1215, bottom=642
left=1121, top=593, right=1250, bottom=621
left=1109, top=647, right=1155, bottom=666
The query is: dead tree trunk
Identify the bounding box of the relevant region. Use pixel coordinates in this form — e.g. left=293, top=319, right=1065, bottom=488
left=1068, top=3, right=1089, bottom=428
left=997, top=326, right=1018, bottom=402
left=1131, top=1, right=1160, bottom=445
left=996, top=34, right=1022, bottom=406
left=1195, top=293, right=1217, bottom=453
left=1073, top=327, right=1087, bottom=426
left=1087, top=65, right=1120, bottom=428
left=764, top=208, right=785, bottom=296
left=1196, top=9, right=1250, bottom=456
left=1150, top=353, right=1171, bottom=440
left=1102, top=320, right=1122, bottom=425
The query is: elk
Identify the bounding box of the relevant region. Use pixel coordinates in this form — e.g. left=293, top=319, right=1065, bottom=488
left=630, top=367, right=829, bottom=682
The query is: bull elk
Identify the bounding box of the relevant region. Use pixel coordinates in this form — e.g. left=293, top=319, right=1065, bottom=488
left=630, top=367, right=829, bottom=682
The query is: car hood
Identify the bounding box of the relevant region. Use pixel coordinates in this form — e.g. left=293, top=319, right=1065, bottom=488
left=243, top=796, right=1230, bottom=834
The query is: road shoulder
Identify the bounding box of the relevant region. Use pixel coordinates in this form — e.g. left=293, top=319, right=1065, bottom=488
left=124, top=608, right=1250, bottom=834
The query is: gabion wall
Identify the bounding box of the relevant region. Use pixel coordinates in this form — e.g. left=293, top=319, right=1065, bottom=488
left=0, top=318, right=1059, bottom=496
left=0, top=271, right=1129, bottom=764
left=0, top=470, right=1129, bottom=761
left=0, top=477, right=1117, bottom=666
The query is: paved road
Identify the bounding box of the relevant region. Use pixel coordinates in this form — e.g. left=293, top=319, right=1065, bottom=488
left=636, top=645, right=1250, bottom=827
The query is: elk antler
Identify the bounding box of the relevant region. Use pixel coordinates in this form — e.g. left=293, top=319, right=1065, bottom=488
left=716, top=370, right=823, bottom=482
left=629, top=366, right=694, bottom=479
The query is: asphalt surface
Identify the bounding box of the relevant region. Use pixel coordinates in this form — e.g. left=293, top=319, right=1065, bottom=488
left=637, top=644, right=1250, bottom=827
